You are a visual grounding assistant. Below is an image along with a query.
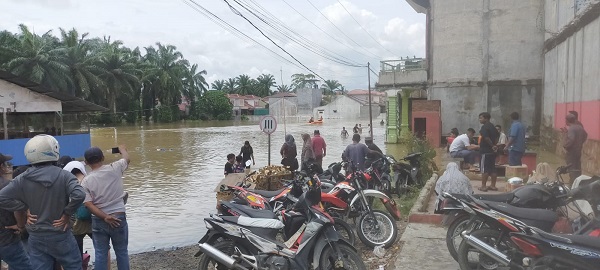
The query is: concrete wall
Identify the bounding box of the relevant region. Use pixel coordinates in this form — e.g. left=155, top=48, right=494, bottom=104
left=269, top=98, right=297, bottom=117
left=542, top=0, right=600, bottom=174
left=428, top=0, right=544, bottom=134
left=0, top=80, right=62, bottom=112
left=378, top=69, right=427, bottom=87
left=296, top=87, right=322, bottom=115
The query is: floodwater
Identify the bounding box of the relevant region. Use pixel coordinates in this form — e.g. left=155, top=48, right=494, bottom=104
left=89, top=118, right=405, bottom=254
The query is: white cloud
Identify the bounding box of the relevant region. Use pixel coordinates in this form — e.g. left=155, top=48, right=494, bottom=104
left=0, top=0, right=425, bottom=89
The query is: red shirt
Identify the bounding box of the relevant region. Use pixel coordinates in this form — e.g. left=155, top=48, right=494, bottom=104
left=311, top=135, right=327, bottom=157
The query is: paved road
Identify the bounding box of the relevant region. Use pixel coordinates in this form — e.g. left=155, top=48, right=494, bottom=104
left=395, top=223, right=459, bottom=270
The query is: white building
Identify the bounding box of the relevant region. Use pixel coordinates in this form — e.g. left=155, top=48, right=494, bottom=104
left=267, top=92, right=298, bottom=117
left=313, top=95, right=380, bottom=120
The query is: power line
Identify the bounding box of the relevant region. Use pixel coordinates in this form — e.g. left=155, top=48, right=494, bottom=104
left=336, top=0, right=399, bottom=57
left=222, top=0, right=326, bottom=81
left=181, top=0, right=304, bottom=72
left=304, top=0, right=382, bottom=59
left=231, top=0, right=365, bottom=67
left=280, top=0, right=374, bottom=61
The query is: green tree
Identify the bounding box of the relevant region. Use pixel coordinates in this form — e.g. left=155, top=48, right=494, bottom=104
left=276, top=84, right=292, bottom=93
left=1, top=24, right=72, bottom=92
left=255, top=74, right=276, bottom=97
left=55, top=28, right=103, bottom=98
left=321, top=79, right=342, bottom=95
left=235, top=74, right=255, bottom=96
left=211, top=79, right=226, bottom=91
left=224, top=78, right=237, bottom=94
left=184, top=63, right=208, bottom=99
left=95, top=40, right=141, bottom=115
left=291, top=73, right=317, bottom=90
left=193, top=90, right=232, bottom=120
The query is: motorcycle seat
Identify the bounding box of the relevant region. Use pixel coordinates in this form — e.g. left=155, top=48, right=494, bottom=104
left=482, top=201, right=558, bottom=223
left=248, top=188, right=286, bottom=199
left=536, top=230, right=600, bottom=249
left=472, top=193, right=514, bottom=203
left=221, top=216, right=284, bottom=229
left=222, top=201, right=276, bottom=219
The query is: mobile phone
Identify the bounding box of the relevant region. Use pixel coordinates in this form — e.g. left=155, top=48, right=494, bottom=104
left=111, top=147, right=120, bottom=154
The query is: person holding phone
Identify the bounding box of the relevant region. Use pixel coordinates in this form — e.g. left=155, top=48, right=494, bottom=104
left=81, top=145, right=131, bottom=270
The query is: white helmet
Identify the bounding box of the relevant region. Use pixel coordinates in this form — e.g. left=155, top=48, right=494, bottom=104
left=24, top=135, right=60, bottom=164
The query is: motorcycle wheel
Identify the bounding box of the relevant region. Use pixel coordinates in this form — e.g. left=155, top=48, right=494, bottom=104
left=333, top=217, right=356, bottom=245
left=445, top=214, right=470, bottom=261
left=457, top=228, right=513, bottom=270
left=197, top=240, right=252, bottom=270
left=318, top=242, right=367, bottom=270
left=357, top=210, right=398, bottom=248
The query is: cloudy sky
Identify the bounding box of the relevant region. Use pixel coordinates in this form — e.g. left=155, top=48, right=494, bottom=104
left=0, top=0, right=425, bottom=90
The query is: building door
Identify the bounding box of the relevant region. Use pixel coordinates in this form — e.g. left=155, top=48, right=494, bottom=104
left=414, top=118, right=426, bottom=139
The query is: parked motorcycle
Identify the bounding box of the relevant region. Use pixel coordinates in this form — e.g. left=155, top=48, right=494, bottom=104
left=363, top=155, right=394, bottom=196
left=459, top=177, right=600, bottom=270
left=393, top=152, right=423, bottom=197
left=440, top=165, right=576, bottom=261
left=196, top=177, right=367, bottom=270
left=321, top=161, right=400, bottom=248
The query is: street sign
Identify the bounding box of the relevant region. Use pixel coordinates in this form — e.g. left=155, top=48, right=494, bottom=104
left=260, top=115, right=277, bottom=135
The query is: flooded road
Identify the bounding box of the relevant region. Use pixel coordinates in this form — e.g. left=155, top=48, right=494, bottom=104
left=90, top=118, right=405, bottom=254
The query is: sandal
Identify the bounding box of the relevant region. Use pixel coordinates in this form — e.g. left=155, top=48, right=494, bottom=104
left=488, top=186, right=498, bottom=191
left=478, top=186, right=488, bottom=192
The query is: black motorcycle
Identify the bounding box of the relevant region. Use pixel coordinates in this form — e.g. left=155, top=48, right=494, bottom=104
left=459, top=177, right=600, bottom=270
left=393, top=152, right=423, bottom=197
left=439, top=165, right=575, bottom=261
left=196, top=177, right=366, bottom=270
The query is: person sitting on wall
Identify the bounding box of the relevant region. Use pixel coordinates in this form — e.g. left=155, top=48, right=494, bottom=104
left=449, top=128, right=480, bottom=169
left=446, top=128, right=459, bottom=152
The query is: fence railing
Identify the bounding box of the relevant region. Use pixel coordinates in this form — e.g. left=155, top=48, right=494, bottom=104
left=380, top=58, right=427, bottom=73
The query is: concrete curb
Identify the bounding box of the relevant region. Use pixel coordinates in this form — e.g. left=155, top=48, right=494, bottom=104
left=408, top=173, right=443, bottom=224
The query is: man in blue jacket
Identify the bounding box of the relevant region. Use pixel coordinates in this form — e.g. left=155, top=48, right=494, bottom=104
left=0, top=135, right=85, bottom=270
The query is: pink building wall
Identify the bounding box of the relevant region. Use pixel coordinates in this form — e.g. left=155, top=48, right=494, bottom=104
left=554, top=100, right=600, bottom=140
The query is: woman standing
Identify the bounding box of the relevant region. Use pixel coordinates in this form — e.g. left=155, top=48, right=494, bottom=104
left=280, top=135, right=299, bottom=171
left=300, top=133, right=316, bottom=171
left=239, top=141, right=255, bottom=168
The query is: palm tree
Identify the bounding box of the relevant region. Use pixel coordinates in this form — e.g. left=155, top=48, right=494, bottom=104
left=143, top=43, right=189, bottom=110
left=211, top=79, right=226, bottom=91
left=54, top=28, right=103, bottom=98
left=338, top=85, right=347, bottom=94
left=276, top=84, right=292, bottom=93
left=225, top=78, right=237, bottom=94
left=1, top=24, right=72, bottom=92
left=235, top=74, right=255, bottom=96
left=256, top=74, right=276, bottom=97
left=291, top=73, right=317, bottom=90
left=321, top=79, right=342, bottom=95
left=185, top=63, right=208, bottom=99
left=95, top=40, right=141, bottom=114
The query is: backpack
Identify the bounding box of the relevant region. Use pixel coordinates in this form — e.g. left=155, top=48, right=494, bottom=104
left=75, top=204, right=92, bottom=221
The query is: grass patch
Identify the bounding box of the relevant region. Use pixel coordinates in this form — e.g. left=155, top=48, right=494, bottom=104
left=396, top=188, right=421, bottom=216
left=371, top=187, right=421, bottom=217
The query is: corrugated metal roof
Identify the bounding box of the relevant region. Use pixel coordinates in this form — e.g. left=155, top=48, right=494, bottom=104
left=0, top=70, right=108, bottom=112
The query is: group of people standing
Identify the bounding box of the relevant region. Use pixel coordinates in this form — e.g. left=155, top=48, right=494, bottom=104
left=280, top=130, right=327, bottom=172
left=447, top=112, right=526, bottom=191
left=447, top=110, right=588, bottom=190
left=0, top=134, right=131, bottom=270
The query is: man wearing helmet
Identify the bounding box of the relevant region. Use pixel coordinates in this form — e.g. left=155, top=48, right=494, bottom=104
left=0, top=135, right=85, bottom=269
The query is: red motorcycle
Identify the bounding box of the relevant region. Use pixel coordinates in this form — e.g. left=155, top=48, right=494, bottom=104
left=320, top=162, right=401, bottom=248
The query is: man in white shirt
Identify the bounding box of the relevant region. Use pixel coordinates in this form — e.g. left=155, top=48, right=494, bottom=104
left=496, top=125, right=507, bottom=151
left=449, top=128, right=480, bottom=168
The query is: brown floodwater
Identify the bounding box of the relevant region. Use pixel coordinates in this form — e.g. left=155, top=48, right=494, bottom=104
left=90, top=118, right=398, bottom=254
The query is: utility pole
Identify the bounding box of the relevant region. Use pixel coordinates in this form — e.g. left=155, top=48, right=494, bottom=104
left=368, top=62, right=373, bottom=137
left=280, top=67, right=283, bottom=86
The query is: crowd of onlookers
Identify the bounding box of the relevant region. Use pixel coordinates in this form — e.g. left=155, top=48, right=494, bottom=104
left=444, top=110, right=587, bottom=191
left=0, top=135, right=131, bottom=270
